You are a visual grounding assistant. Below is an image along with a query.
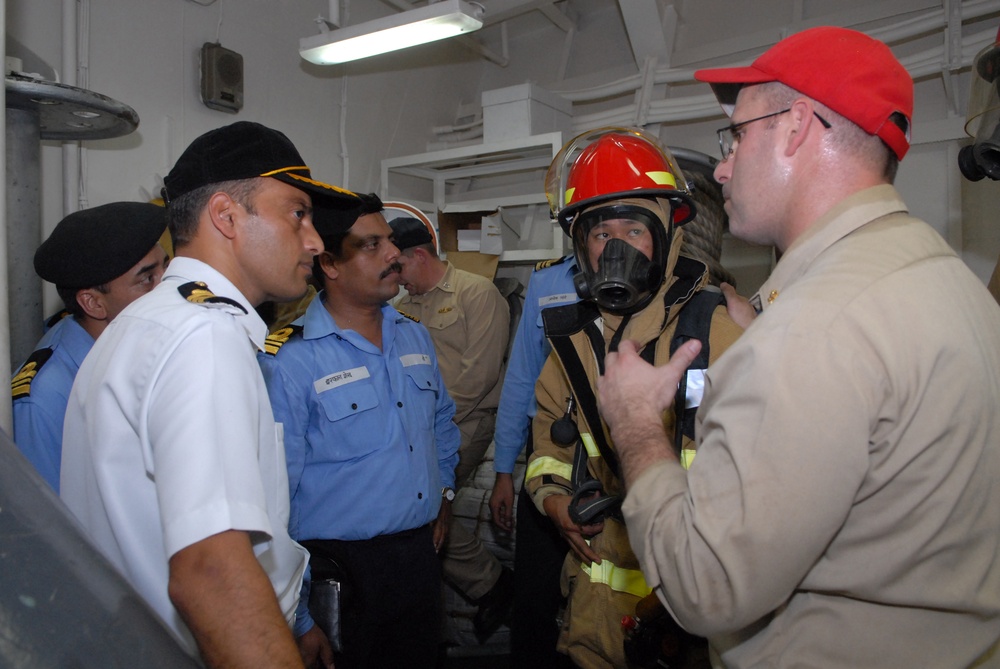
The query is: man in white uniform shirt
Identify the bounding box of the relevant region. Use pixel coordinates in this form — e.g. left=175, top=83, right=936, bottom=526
left=61, top=121, right=360, bottom=669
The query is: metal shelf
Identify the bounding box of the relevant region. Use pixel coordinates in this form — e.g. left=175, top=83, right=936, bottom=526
left=381, top=132, right=566, bottom=263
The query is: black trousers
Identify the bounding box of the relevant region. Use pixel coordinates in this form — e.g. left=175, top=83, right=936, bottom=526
left=510, top=427, right=574, bottom=669
left=302, top=524, right=442, bottom=669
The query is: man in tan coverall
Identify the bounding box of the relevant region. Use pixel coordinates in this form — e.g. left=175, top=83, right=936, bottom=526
left=525, top=127, right=743, bottom=669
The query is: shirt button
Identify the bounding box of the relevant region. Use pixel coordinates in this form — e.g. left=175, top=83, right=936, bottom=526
left=409, top=444, right=414, bottom=452
left=417, top=492, right=423, bottom=499
left=397, top=401, right=403, bottom=407
left=351, top=403, right=358, bottom=410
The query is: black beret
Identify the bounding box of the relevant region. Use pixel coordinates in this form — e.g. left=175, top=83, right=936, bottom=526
left=161, top=121, right=359, bottom=212
left=313, top=201, right=363, bottom=239
left=34, top=202, right=167, bottom=289
left=388, top=216, right=434, bottom=251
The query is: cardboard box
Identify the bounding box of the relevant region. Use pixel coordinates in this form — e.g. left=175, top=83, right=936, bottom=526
left=438, top=210, right=501, bottom=279
left=448, top=251, right=500, bottom=280
left=482, top=83, right=573, bottom=143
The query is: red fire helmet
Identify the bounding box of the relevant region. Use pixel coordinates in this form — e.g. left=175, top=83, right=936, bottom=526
left=545, top=127, right=695, bottom=236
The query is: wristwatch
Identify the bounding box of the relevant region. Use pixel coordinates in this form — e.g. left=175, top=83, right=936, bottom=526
left=442, top=487, right=456, bottom=502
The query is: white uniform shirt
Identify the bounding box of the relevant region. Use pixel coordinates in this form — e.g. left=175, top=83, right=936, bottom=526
left=61, top=257, right=308, bottom=654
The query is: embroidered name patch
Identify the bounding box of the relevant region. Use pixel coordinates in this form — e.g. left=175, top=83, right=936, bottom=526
left=539, top=293, right=576, bottom=308
left=314, top=366, right=370, bottom=394
left=400, top=353, right=432, bottom=367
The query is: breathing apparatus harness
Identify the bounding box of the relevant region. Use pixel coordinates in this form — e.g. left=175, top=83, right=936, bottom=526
left=543, top=257, right=721, bottom=527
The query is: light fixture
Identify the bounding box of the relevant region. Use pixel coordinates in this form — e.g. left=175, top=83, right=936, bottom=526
left=300, top=0, right=485, bottom=65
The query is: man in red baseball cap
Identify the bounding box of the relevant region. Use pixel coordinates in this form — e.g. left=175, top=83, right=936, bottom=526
left=598, top=26, right=1000, bottom=668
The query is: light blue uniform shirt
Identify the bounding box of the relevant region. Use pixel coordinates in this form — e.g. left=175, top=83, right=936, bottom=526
left=493, top=257, right=579, bottom=474
left=259, top=295, right=460, bottom=542
left=12, top=315, right=94, bottom=491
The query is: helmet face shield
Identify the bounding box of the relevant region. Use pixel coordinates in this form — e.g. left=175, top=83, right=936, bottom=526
left=571, top=202, right=669, bottom=314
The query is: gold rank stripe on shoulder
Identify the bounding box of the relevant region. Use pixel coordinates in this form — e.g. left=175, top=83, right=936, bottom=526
left=11, top=348, right=55, bottom=399
left=44, top=309, right=70, bottom=330
left=397, top=309, right=420, bottom=323
left=535, top=256, right=567, bottom=271
left=263, top=324, right=303, bottom=356
left=177, top=281, right=248, bottom=314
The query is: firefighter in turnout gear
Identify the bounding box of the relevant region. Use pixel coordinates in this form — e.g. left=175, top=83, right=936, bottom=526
left=524, top=127, right=743, bottom=669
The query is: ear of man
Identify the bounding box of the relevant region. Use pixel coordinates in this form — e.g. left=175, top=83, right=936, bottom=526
left=784, top=98, right=820, bottom=158
left=318, top=251, right=339, bottom=282
left=207, top=191, right=241, bottom=241
left=76, top=288, right=108, bottom=321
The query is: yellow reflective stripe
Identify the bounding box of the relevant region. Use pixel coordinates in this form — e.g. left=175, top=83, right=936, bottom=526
left=580, top=432, right=600, bottom=458
left=525, top=456, right=573, bottom=482
left=581, top=559, right=652, bottom=598
left=645, top=170, right=677, bottom=187
left=680, top=448, right=696, bottom=470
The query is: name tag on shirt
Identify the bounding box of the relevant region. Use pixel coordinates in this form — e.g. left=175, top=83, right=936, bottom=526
left=400, top=353, right=432, bottom=367
left=539, top=293, right=576, bottom=308
left=314, top=366, right=370, bottom=394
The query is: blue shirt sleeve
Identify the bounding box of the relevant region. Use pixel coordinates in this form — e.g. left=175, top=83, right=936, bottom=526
left=431, top=350, right=461, bottom=490
left=13, top=396, right=64, bottom=491
left=493, top=261, right=578, bottom=474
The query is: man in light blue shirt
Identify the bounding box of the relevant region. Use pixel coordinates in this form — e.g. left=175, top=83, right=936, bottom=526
left=12, top=202, right=168, bottom=491
left=488, top=254, right=578, bottom=668
left=260, top=193, right=459, bottom=669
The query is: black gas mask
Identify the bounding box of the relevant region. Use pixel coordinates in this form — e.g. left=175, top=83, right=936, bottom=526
left=571, top=201, right=671, bottom=315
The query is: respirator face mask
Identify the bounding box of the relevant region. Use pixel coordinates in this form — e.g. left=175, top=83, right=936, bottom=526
left=571, top=202, right=669, bottom=315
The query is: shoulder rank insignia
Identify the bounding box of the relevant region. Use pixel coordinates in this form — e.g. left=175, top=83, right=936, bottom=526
left=44, top=310, right=70, bottom=330
left=11, top=348, right=54, bottom=399
left=535, top=256, right=569, bottom=271
left=263, top=324, right=303, bottom=356
left=396, top=309, right=420, bottom=323
left=178, top=281, right=248, bottom=314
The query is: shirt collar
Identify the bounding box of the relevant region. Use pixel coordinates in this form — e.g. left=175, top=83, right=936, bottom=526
left=751, top=185, right=907, bottom=314
left=164, top=257, right=268, bottom=350
left=301, top=292, right=404, bottom=349
left=432, top=261, right=458, bottom=294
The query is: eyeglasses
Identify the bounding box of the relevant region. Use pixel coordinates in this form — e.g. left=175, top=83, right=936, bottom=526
left=716, top=108, right=831, bottom=160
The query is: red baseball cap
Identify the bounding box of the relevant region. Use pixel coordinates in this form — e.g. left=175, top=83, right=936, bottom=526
left=694, top=27, right=913, bottom=160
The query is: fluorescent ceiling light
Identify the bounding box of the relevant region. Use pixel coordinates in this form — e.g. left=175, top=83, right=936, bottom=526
left=300, top=0, right=485, bottom=65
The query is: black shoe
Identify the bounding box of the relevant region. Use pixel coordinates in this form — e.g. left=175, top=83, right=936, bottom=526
left=473, top=567, right=514, bottom=643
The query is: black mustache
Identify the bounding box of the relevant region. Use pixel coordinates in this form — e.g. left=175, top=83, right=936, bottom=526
left=380, top=262, right=402, bottom=279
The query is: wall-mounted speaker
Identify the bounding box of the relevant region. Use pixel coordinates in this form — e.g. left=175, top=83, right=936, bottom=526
left=200, top=43, right=243, bottom=113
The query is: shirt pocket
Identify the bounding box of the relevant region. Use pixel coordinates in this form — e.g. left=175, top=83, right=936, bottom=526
left=315, top=382, right=382, bottom=461
left=423, top=306, right=459, bottom=332
left=401, top=364, right=440, bottom=432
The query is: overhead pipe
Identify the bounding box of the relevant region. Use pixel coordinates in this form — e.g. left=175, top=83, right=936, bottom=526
left=553, top=1, right=1000, bottom=130
left=63, top=0, right=80, bottom=217
left=0, top=0, right=11, bottom=431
